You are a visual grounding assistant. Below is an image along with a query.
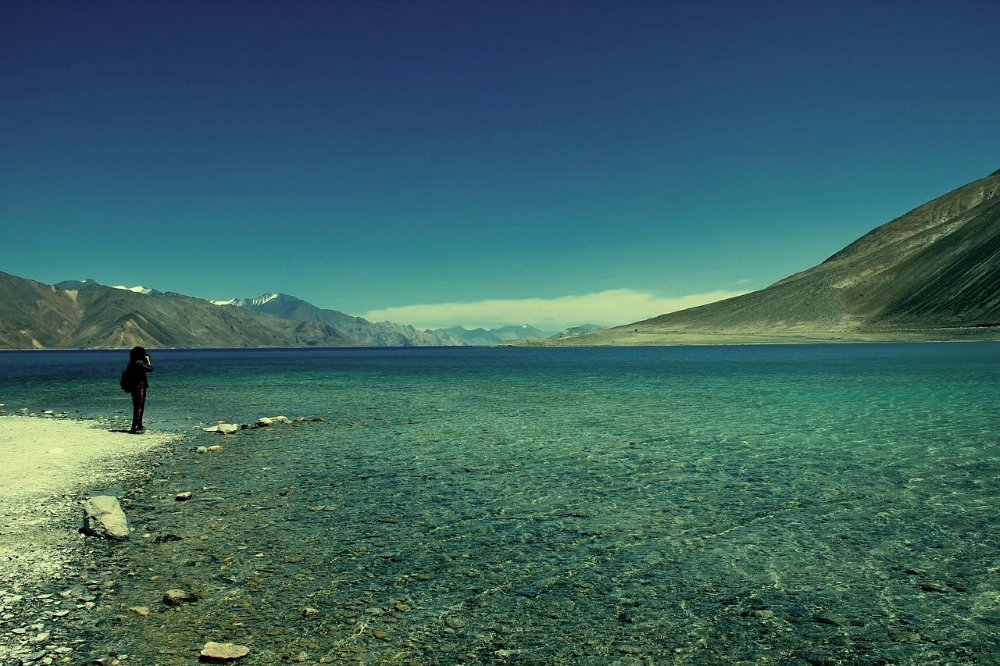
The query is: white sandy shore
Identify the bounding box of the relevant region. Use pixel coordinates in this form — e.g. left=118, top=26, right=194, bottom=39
left=0, top=415, right=184, bottom=585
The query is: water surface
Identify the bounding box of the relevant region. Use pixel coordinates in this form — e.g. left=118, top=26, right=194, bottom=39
left=3, top=344, right=999, bottom=664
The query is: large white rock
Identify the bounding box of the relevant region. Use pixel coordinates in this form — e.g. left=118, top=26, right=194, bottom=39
left=81, top=496, right=130, bottom=540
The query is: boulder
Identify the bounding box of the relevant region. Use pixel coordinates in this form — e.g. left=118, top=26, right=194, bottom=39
left=81, top=496, right=130, bottom=540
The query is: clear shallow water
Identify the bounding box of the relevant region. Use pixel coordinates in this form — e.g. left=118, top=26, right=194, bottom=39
left=3, top=344, right=1000, bottom=664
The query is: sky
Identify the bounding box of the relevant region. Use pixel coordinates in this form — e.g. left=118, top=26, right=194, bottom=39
left=2, top=0, right=999, bottom=331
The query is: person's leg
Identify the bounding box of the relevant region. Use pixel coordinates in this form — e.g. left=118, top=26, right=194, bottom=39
left=131, top=385, right=147, bottom=432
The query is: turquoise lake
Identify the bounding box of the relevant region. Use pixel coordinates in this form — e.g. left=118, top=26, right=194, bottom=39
left=3, top=344, right=1000, bottom=664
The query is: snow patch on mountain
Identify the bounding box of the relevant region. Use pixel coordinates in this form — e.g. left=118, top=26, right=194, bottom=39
left=211, top=293, right=279, bottom=307
left=112, top=285, right=161, bottom=296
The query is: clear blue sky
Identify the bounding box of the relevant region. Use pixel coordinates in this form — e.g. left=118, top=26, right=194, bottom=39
left=2, top=0, right=998, bottom=330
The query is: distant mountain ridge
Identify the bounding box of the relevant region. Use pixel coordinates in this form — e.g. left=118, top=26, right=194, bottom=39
left=0, top=276, right=562, bottom=349
left=548, top=169, right=1000, bottom=345
left=214, top=293, right=570, bottom=345
left=211, top=292, right=468, bottom=346
left=436, top=324, right=552, bottom=345
left=1, top=274, right=357, bottom=349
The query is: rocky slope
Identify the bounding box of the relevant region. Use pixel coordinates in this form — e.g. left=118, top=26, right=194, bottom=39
left=548, top=170, right=1000, bottom=345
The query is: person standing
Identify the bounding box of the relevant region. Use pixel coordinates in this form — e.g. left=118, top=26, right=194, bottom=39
left=126, top=346, right=153, bottom=434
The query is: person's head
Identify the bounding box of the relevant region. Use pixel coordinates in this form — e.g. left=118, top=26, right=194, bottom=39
left=129, top=346, right=147, bottom=361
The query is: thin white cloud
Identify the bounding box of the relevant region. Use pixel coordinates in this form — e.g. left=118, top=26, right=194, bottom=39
left=362, top=288, right=747, bottom=331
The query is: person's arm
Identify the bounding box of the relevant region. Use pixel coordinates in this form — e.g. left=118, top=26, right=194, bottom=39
left=136, top=356, right=153, bottom=372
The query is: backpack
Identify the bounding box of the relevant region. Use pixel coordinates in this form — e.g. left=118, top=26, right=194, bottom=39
left=120, top=368, right=134, bottom=393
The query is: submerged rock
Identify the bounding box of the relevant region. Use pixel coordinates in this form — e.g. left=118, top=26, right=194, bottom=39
left=200, top=641, right=250, bottom=661
left=163, top=589, right=199, bottom=606
left=81, top=496, right=130, bottom=540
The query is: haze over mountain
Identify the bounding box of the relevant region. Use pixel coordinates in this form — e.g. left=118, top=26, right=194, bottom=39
left=546, top=170, right=1000, bottom=345
left=433, top=324, right=553, bottom=346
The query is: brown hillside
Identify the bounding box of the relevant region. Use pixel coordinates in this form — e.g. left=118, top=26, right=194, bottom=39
left=550, top=170, right=1000, bottom=345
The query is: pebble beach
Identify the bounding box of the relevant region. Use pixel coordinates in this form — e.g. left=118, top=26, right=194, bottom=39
left=0, top=414, right=185, bottom=665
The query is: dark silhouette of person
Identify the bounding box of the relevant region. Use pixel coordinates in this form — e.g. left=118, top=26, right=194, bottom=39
left=127, top=346, right=153, bottom=433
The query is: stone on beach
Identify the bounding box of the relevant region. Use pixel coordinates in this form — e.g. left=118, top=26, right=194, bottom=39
left=200, top=641, right=250, bottom=661
left=80, top=495, right=130, bottom=540
left=203, top=424, right=239, bottom=434
left=256, top=415, right=291, bottom=427
left=163, top=589, right=199, bottom=606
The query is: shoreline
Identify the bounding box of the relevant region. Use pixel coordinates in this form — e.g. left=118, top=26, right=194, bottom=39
left=0, top=414, right=186, bottom=664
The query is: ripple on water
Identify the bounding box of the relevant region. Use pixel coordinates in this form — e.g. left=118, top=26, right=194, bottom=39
left=5, top=345, right=1000, bottom=663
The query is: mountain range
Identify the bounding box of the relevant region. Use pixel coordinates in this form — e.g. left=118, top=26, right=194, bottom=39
left=0, top=273, right=359, bottom=350
left=4, top=169, right=997, bottom=349
left=544, top=169, right=1000, bottom=345
left=210, top=293, right=467, bottom=346
left=0, top=275, right=572, bottom=349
